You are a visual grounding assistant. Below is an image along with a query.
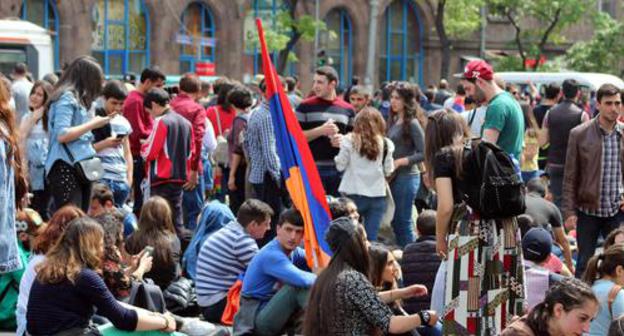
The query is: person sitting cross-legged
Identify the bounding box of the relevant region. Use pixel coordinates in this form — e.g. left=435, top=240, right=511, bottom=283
left=233, top=208, right=316, bottom=336
left=196, top=199, right=274, bottom=323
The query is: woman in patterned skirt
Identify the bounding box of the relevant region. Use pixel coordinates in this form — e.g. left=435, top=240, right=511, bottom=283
left=424, top=109, right=526, bottom=335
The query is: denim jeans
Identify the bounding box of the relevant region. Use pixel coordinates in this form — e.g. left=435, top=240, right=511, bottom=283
left=390, top=173, right=420, bottom=247
left=202, top=158, right=214, bottom=193
left=547, top=165, right=564, bottom=210
left=317, top=164, right=341, bottom=197
left=0, top=139, right=20, bottom=273
left=417, top=322, right=443, bottom=336
left=348, top=194, right=387, bottom=241
left=575, top=210, right=624, bottom=277
left=521, top=170, right=541, bottom=184
left=101, top=178, right=130, bottom=208
left=183, top=174, right=205, bottom=232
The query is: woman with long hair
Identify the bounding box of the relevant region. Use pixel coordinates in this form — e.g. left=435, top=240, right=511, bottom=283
left=0, top=75, right=28, bottom=274
left=582, top=243, right=624, bottom=335
left=368, top=243, right=441, bottom=336
left=424, top=109, right=525, bottom=334
left=27, top=217, right=176, bottom=335
left=502, top=277, right=597, bottom=336
left=45, top=56, right=113, bottom=212
left=16, top=205, right=85, bottom=335
left=387, top=81, right=426, bottom=247
left=19, top=80, right=53, bottom=220
left=125, top=196, right=181, bottom=290
left=335, top=107, right=394, bottom=240
left=93, top=211, right=152, bottom=300
left=304, top=217, right=437, bottom=335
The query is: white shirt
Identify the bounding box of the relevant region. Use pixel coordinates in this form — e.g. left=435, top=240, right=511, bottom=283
left=335, top=134, right=395, bottom=197
left=461, top=106, right=487, bottom=138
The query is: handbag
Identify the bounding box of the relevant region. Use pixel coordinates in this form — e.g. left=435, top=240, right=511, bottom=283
left=212, top=108, right=230, bottom=166
left=126, top=279, right=166, bottom=313
left=380, top=139, right=395, bottom=232
left=62, top=143, right=104, bottom=183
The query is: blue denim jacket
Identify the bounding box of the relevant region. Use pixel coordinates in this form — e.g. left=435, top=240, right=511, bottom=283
left=45, top=92, right=96, bottom=174
left=25, top=117, right=48, bottom=191
left=0, top=137, right=21, bottom=273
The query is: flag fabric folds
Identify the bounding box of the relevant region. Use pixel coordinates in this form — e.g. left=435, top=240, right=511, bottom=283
left=255, top=18, right=331, bottom=268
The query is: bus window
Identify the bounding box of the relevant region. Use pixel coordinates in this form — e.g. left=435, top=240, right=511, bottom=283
left=0, top=48, right=27, bottom=78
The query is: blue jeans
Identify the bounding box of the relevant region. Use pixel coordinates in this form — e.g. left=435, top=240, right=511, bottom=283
left=317, top=165, right=341, bottom=197
left=390, top=174, right=420, bottom=247
left=521, top=170, right=541, bottom=183
left=348, top=194, right=386, bottom=241
left=547, top=165, right=564, bottom=210
left=101, top=178, right=130, bottom=208
left=417, top=322, right=443, bottom=336
left=575, top=210, right=624, bottom=277
left=183, top=174, right=205, bottom=232
left=202, top=158, right=214, bottom=194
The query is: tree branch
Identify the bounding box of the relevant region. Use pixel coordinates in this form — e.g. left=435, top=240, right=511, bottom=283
left=506, top=9, right=527, bottom=69
left=538, top=7, right=561, bottom=53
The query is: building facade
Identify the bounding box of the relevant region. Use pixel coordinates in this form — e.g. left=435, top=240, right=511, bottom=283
left=0, top=0, right=619, bottom=89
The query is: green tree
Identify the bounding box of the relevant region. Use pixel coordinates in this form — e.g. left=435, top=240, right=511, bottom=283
left=487, top=0, right=594, bottom=71
left=249, top=0, right=330, bottom=75
left=423, top=0, right=483, bottom=79
left=564, top=13, right=624, bottom=76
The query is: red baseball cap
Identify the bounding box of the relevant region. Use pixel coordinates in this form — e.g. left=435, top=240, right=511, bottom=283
left=460, top=60, right=494, bottom=81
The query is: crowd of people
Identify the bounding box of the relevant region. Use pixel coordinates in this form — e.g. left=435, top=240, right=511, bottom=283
left=1, top=54, right=624, bottom=336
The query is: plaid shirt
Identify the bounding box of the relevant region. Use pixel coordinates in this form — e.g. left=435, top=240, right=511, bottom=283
left=580, top=127, right=623, bottom=217
left=245, top=102, right=281, bottom=184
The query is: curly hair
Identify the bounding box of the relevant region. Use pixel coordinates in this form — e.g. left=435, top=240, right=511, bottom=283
left=389, top=81, right=427, bottom=143
left=32, top=205, right=85, bottom=254
left=352, top=107, right=386, bottom=161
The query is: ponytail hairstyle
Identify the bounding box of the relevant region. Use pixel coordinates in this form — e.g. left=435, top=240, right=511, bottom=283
left=583, top=243, right=624, bottom=285
left=526, top=277, right=598, bottom=336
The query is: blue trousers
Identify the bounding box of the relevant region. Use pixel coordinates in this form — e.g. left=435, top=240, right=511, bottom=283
left=348, top=194, right=386, bottom=241
left=183, top=173, right=206, bottom=232
left=390, top=174, right=420, bottom=247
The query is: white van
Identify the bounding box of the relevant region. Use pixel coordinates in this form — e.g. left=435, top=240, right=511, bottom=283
left=0, top=19, right=53, bottom=79
left=497, top=72, right=624, bottom=91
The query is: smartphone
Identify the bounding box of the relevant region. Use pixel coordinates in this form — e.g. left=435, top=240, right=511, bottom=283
left=143, top=246, right=154, bottom=257
left=116, top=133, right=126, bottom=139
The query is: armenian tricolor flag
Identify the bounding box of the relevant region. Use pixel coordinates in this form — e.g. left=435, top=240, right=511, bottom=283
left=256, top=18, right=331, bottom=268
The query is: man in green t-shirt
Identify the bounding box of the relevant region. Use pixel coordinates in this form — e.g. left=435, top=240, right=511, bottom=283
left=458, top=60, right=525, bottom=159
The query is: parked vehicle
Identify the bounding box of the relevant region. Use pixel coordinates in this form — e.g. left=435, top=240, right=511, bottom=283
left=0, top=18, right=53, bottom=79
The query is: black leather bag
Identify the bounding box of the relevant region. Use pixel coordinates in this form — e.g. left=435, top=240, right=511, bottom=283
left=126, top=279, right=166, bottom=313
left=163, top=277, right=199, bottom=316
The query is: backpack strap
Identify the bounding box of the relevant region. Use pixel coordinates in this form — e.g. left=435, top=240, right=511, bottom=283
left=468, top=108, right=477, bottom=127
left=382, top=138, right=389, bottom=163
left=609, top=284, right=622, bottom=319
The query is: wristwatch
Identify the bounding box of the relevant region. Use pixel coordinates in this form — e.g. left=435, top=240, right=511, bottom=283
left=418, top=310, right=431, bottom=326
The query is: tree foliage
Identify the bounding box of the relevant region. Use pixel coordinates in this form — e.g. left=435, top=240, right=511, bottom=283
left=246, top=0, right=332, bottom=74
left=563, top=13, right=624, bottom=76
left=487, top=0, right=594, bottom=71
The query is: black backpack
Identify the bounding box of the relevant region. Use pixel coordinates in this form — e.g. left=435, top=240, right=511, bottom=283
left=463, top=141, right=525, bottom=219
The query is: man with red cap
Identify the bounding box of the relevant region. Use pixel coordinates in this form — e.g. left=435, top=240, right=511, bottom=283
left=459, top=60, right=524, bottom=161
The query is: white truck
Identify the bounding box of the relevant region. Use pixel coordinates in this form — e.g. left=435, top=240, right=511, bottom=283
left=0, top=18, right=54, bottom=79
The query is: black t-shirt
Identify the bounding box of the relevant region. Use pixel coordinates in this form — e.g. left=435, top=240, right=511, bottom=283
left=432, top=147, right=471, bottom=204
left=532, top=104, right=553, bottom=127
left=524, top=193, right=563, bottom=230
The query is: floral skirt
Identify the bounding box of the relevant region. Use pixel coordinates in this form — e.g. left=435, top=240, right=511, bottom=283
left=442, top=205, right=526, bottom=336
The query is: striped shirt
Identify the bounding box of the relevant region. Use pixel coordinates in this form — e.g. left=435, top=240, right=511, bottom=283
left=196, top=220, right=258, bottom=307
left=295, top=96, right=355, bottom=163
left=96, top=114, right=132, bottom=182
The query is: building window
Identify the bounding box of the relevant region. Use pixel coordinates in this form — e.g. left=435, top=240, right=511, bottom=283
left=320, top=8, right=352, bottom=83
left=243, top=0, right=295, bottom=78
left=179, top=2, right=215, bottom=74
left=379, top=0, right=423, bottom=85
left=91, top=0, right=149, bottom=76
left=20, top=0, right=60, bottom=70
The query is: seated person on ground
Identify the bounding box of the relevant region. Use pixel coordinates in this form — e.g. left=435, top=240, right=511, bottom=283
left=518, top=214, right=572, bottom=277
left=196, top=199, right=274, bottom=323
left=401, top=209, right=441, bottom=314
left=369, top=243, right=442, bottom=336
left=88, top=183, right=137, bottom=237
left=522, top=228, right=564, bottom=311
left=524, top=178, right=574, bottom=273
left=234, top=208, right=316, bottom=336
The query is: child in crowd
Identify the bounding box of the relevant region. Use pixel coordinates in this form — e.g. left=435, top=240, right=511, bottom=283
left=522, top=228, right=564, bottom=311
left=401, top=210, right=441, bottom=314
left=583, top=243, right=624, bottom=335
